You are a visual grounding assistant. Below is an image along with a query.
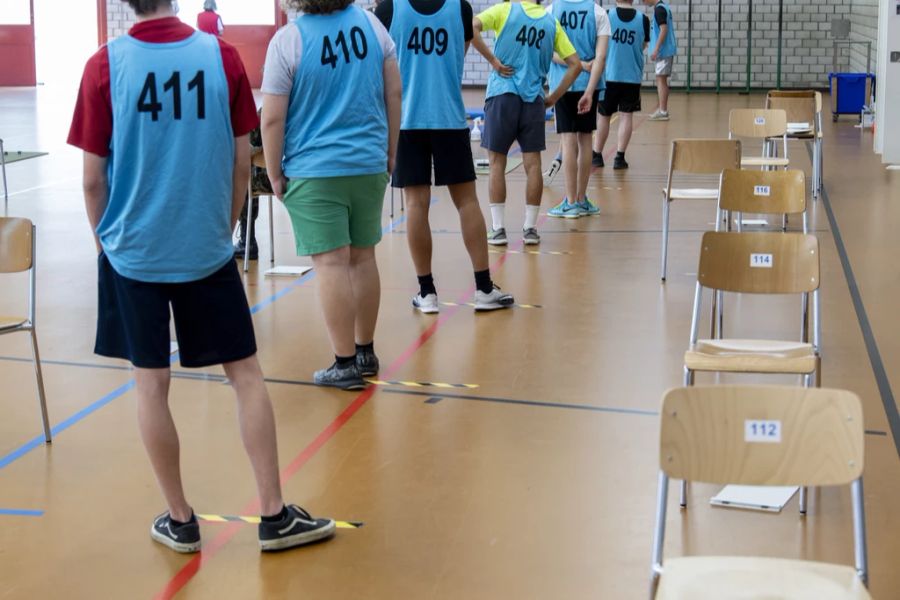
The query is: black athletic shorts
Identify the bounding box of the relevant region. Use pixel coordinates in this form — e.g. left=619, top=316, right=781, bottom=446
left=392, top=129, right=476, bottom=188
left=555, top=90, right=600, bottom=134
left=481, top=93, right=546, bottom=154
left=598, top=81, right=642, bottom=116
left=95, top=254, right=257, bottom=369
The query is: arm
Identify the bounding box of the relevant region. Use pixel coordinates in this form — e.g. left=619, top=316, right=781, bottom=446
left=217, top=17, right=224, bottom=35
left=383, top=57, right=402, bottom=174
left=472, top=18, right=514, bottom=77
left=545, top=52, right=580, bottom=108
left=578, top=34, right=608, bottom=113
left=231, top=134, right=251, bottom=228
left=650, top=23, right=667, bottom=61
left=82, top=151, right=109, bottom=254
left=260, top=94, right=289, bottom=200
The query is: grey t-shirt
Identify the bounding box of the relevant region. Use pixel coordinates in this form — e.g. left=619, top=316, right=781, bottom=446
left=262, top=11, right=397, bottom=95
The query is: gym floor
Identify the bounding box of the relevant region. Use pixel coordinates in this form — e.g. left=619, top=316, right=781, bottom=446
left=1, top=87, right=898, bottom=599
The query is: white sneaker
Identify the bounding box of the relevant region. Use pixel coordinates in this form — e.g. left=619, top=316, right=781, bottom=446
left=412, top=293, right=440, bottom=314
left=648, top=109, right=670, bottom=121
left=542, top=157, right=562, bottom=186
left=474, top=285, right=515, bottom=311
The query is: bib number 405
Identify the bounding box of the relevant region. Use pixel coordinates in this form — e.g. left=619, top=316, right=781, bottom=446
left=611, top=28, right=636, bottom=45
left=515, top=25, right=546, bottom=49
left=137, top=71, right=205, bottom=122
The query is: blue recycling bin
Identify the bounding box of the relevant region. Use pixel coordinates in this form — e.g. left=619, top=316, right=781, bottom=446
left=828, top=73, right=874, bottom=120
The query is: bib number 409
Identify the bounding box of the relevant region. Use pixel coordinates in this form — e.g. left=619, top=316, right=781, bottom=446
left=137, top=71, right=205, bottom=122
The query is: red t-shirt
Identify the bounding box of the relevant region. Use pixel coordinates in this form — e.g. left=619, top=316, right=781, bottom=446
left=67, top=17, right=258, bottom=157
left=197, top=11, right=221, bottom=35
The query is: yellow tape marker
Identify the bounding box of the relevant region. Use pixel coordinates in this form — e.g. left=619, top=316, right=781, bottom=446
left=197, top=515, right=362, bottom=529
left=440, top=302, right=542, bottom=310
left=489, top=249, right=571, bottom=256
left=367, top=380, right=479, bottom=389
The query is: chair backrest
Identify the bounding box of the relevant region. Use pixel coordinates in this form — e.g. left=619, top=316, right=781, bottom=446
left=0, top=217, right=34, bottom=273
left=766, top=92, right=819, bottom=132
left=660, top=385, right=864, bottom=487
left=669, top=139, right=742, bottom=175
left=718, top=169, right=807, bottom=216
left=251, top=149, right=266, bottom=170
left=729, top=108, right=788, bottom=139
left=697, top=231, right=819, bottom=294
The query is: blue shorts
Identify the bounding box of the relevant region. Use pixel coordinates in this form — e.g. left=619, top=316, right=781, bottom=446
left=481, top=93, right=547, bottom=154
left=95, top=254, right=257, bottom=369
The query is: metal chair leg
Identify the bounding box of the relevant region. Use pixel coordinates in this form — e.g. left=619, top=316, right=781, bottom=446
left=400, top=188, right=405, bottom=212
left=660, top=197, right=670, bottom=281
left=680, top=366, right=693, bottom=509
left=799, top=485, right=808, bottom=515
left=29, top=328, right=51, bottom=443
left=268, top=195, right=275, bottom=266
left=390, top=186, right=395, bottom=219
left=244, top=194, right=255, bottom=273
left=1, top=138, right=8, bottom=217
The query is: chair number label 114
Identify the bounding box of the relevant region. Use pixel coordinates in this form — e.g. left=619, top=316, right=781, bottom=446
left=750, top=253, right=773, bottom=268
left=745, top=420, right=781, bottom=443
left=753, top=185, right=771, bottom=196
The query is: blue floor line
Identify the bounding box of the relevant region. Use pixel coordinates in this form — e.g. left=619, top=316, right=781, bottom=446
left=0, top=508, right=44, bottom=517
left=0, top=206, right=415, bottom=471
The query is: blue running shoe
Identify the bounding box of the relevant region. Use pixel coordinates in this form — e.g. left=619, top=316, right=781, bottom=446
left=577, top=198, right=601, bottom=216
left=548, top=198, right=583, bottom=219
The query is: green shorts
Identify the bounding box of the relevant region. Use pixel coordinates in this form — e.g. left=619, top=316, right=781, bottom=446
left=283, top=172, right=389, bottom=256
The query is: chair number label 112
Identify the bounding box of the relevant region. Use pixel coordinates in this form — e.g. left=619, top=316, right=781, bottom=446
left=753, top=185, right=771, bottom=196
left=750, top=253, right=773, bottom=268
left=745, top=420, right=781, bottom=443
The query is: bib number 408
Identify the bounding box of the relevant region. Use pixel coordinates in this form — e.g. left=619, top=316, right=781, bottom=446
left=515, top=25, right=546, bottom=49
left=137, top=71, right=205, bottom=122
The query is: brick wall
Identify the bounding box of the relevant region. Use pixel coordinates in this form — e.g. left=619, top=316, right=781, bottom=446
left=106, top=0, right=137, bottom=39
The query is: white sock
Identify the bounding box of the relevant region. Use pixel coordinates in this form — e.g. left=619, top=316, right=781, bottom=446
left=490, top=203, right=505, bottom=231
left=524, top=205, right=539, bottom=230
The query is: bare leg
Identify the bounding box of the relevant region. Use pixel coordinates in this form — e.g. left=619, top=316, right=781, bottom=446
left=404, top=185, right=433, bottom=277
left=576, top=132, right=593, bottom=200
left=311, top=246, right=356, bottom=357
left=488, top=151, right=508, bottom=204
left=523, top=152, right=543, bottom=206
left=594, top=114, right=611, bottom=155
left=223, top=355, right=284, bottom=517
left=560, top=133, right=578, bottom=202
left=617, top=112, right=634, bottom=153
left=656, top=75, right=670, bottom=112
left=349, top=245, right=380, bottom=345
left=135, top=367, right=192, bottom=523
left=448, top=181, right=489, bottom=272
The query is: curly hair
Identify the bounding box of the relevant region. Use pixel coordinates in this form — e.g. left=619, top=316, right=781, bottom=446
left=121, top=0, right=172, bottom=15
left=281, top=0, right=355, bottom=15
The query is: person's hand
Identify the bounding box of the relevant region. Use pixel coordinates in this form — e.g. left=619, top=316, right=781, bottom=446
left=388, top=155, right=396, bottom=175
left=271, top=174, right=287, bottom=201
left=577, top=93, right=592, bottom=114
left=544, top=93, right=560, bottom=109
left=491, top=57, right=514, bottom=77
left=650, top=51, right=659, bottom=62
left=580, top=60, right=593, bottom=73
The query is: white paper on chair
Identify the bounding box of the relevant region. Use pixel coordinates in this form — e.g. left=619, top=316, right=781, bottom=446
left=787, top=122, right=811, bottom=132
left=734, top=217, right=768, bottom=227
left=710, top=485, right=798, bottom=513
left=264, top=266, right=313, bottom=277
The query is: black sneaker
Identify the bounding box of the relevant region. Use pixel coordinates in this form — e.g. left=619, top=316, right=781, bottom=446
left=233, top=239, right=259, bottom=260
left=356, top=348, right=379, bottom=377
left=613, top=155, right=629, bottom=170
left=150, top=511, right=201, bottom=553
left=259, top=504, right=336, bottom=552
left=591, top=151, right=604, bottom=168
left=314, top=362, right=367, bottom=390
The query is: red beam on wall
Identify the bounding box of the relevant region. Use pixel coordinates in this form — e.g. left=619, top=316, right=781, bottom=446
left=0, top=0, right=36, bottom=86
left=97, top=0, right=108, bottom=45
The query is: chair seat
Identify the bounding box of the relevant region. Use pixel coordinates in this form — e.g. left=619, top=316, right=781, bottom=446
left=656, top=556, right=871, bottom=600
left=684, top=338, right=817, bottom=374
left=741, top=156, right=791, bottom=167
left=0, top=315, right=27, bottom=331
left=664, top=187, right=719, bottom=200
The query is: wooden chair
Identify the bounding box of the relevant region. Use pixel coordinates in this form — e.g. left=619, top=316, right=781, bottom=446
left=766, top=90, right=824, bottom=198
left=660, top=139, right=742, bottom=281
left=243, top=150, right=277, bottom=273
left=717, top=167, right=808, bottom=235
left=0, top=218, right=51, bottom=443
left=728, top=109, right=790, bottom=170
left=651, top=385, right=870, bottom=599
left=682, top=231, right=821, bottom=510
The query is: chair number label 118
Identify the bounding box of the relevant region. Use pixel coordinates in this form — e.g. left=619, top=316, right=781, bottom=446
left=745, top=420, right=781, bottom=443
left=750, top=253, right=773, bottom=268
left=753, top=185, right=771, bottom=196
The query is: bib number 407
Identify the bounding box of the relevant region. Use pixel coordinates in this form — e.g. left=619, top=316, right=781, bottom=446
left=137, top=71, right=205, bottom=122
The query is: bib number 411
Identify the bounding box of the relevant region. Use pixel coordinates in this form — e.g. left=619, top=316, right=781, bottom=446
left=137, top=71, right=205, bottom=122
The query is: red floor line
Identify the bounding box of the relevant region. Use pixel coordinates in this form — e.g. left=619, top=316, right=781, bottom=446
left=154, top=227, right=521, bottom=600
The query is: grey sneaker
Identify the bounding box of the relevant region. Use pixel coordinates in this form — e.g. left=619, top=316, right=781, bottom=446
left=355, top=348, right=379, bottom=377
left=412, top=293, right=440, bottom=314
left=522, top=228, right=541, bottom=245
left=150, top=512, right=201, bottom=554
left=474, top=285, right=515, bottom=311
left=648, top=109, right=670, bottom=121
left=258, top=505, right=336, bottom=552
left=314, top=362, right=366, bottom=390
left=487, top=228, right=508, bottom=246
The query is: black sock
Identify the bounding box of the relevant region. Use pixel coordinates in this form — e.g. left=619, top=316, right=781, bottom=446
left=593, top=151, right=602, bottom=158
left=417, top=273, right=437, bottom=297
left=355, top=341, right=374, bottom=354
left=170, top=511, right=195, bottom=526
left=474, top=269, right=494, bottom=294
left=335, top=354, right=356, bottom=367
left=261, top=505, right=288, bottom=523
left=616, top=151, right=625, bottom=159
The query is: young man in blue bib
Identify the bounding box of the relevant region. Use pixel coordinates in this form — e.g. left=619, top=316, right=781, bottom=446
left=592, top=0, right=649, bottom=170
left=68, top=0, right=335, bottom=554
left=546, top=0, right=610, bottom=218
left=647, top=0, right=677, bottom=121
left=375, top=0, right=515, bottom=313
left=472, top=0, right=582, bottom=246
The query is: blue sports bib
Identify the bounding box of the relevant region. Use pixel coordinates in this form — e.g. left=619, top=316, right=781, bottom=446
left=651, top=1, right=677, bottom=59
left=486, top=3, right=557, bottom=102
left=606, top=8, right=644, bottom=84
left=549, top=0, right=596, bottom=93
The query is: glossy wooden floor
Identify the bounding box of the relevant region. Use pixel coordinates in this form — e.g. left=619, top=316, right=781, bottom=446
left=1, top=86, right=899, bottom=599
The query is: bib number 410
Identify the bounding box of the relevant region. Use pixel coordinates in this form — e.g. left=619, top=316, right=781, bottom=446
left=321, top=27, right=368, bottom=69
left=137, top=71, right=205, bottom=122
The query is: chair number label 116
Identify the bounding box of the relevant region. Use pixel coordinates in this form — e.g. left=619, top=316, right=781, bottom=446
left=750, top=253, right=773, bottom=268
left=754, top=116, right=766, bottom=125
left=753, top=185, right=771, bottom=196
left=745, top=420, right=781, bottom=443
